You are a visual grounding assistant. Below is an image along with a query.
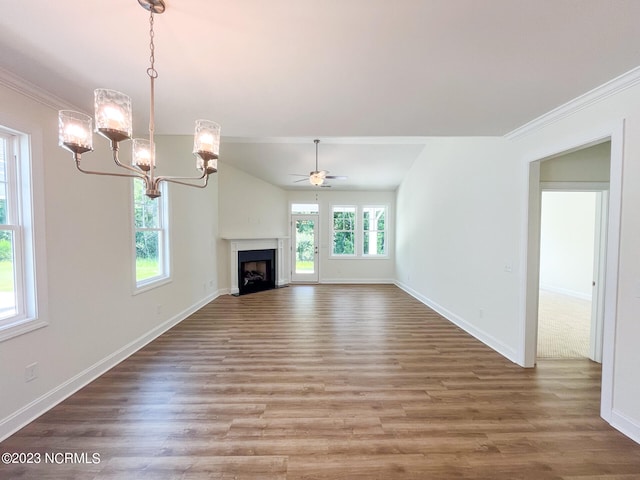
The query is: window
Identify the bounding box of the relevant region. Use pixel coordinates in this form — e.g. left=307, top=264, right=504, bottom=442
left=291, top=203, right=319, bottom=214
left=133, top=178, right=168, bottom=288
left=0, top=126, right=44, bottom=341
left=332, top=206, right=356, bottom=255
left=0, top=133, right=19, bottom=320
left=362, top=206, right=387, bottom=256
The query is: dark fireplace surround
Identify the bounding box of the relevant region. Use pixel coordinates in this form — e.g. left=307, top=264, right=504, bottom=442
left=237, top=249, right=276, bottom=295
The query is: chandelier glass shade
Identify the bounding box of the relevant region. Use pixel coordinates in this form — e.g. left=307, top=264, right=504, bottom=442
left=57, top=0, right=219, bottom=199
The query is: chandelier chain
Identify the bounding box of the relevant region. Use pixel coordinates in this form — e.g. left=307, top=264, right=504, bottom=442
left=147, top=11, right=158, bottom=79
left=57, top=0, right=218, bottom=199
left=147, top=10, right=157, bottom=174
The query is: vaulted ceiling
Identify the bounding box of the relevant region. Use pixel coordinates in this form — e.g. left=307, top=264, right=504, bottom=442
left=2, top=0, right=640, bottom=189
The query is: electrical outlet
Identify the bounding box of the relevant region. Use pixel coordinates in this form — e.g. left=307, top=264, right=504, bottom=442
left=25, top=362, right=38, bottom=382
left=156, top=304, right=162, bottom=316
left=479, top=308, right=484, bottom=319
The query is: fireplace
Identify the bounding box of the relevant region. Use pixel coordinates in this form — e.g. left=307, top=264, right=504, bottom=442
left=224, top=237, right=289, bottom=295
left=238, top=249, right=276, bottom=295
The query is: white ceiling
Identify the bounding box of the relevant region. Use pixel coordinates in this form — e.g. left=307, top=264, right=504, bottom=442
left=2, top=0, right=640, bottom=190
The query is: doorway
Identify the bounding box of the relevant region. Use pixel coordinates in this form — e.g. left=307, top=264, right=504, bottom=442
left=537, top=189, right=607, bottom=362
left=291, top=214, right=319, bottom=283
left=523, top=128, right=622, bottom=421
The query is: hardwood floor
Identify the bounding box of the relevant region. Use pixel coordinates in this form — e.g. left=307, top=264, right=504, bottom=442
left=2, top=284, right=640, bottom=479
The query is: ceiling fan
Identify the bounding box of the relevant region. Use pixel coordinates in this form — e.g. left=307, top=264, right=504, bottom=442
left=291, top=139, right=347, bottom=187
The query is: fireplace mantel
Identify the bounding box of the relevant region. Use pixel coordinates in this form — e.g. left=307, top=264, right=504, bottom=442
left=224, top=237, right=289, bottom=295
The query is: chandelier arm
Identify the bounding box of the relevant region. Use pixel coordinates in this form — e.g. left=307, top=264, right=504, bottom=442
left=157, top=175, right=209, bottom=189
left=74, top=153, right=146, bottom=181
left=110, top=145, right=149, bottom=175
left=155, top=169, right=208, bottom=183
left=57, top=1, right=219, bottom=201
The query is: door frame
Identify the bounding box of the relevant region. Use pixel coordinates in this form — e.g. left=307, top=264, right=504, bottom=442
left=291, top=214, right=319, bottom=283
left=537, top=184, right=609, bottom=363
left=521, top=119, right=624, bottom=423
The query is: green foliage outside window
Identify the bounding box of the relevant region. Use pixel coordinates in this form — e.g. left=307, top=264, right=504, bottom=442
left=296, top=220, right=315, bottom=262
left=333, top=208, right=355, bottom=255
left=0, top=199, right=10, bottom=262
left=134, top=179, right=162, bottom=282
left=363, top=207, right=386, bottom=255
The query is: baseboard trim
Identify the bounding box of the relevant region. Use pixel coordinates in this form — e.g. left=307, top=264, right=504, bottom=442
left=540, top=285, right=592, bottom=301
left=395, top=281, right=519, bottom=364
left=610, top=409, right=640, bottom=445
left=320, top=278, right=395, bottom=285
left=0, top=291, right=221, bottom=442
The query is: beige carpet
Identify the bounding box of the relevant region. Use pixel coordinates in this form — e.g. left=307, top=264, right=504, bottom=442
left=537, top=289, right=591, bottom=359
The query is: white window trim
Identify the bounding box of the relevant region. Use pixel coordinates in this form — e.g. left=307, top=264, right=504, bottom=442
left=131, top=180, right=171, bottom=295
left=328, top=204, right=391, bottom=260
left=330, top=205, right=358, bottom=257
left=361, top=204, right=389, bottom=258
left=0, top=122, right=49, bottom=342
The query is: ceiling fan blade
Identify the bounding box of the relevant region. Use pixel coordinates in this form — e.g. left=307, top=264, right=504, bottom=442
left=325, top=175, right=347, bottom=180
left=293, top=178, right=309, bottom=183
left=289, top=173, right=308, bottom=177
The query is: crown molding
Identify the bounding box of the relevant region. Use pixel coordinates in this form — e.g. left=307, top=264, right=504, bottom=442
left=505, top=66, right=640, bottom=140
left=0, top=67, right=85, bottom=113
left=221, top=136, right=432, bottom=145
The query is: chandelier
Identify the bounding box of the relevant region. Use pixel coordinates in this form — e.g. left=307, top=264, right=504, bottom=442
left=57, top=0, right=219, bottom=198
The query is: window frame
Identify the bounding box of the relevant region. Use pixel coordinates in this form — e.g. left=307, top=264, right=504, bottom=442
left=331, top=205, right=357, bottom=257
left=0, top=124, right=48, bottom=342
left=132, top=178, right=171, bottom=293
left=361, top=205, right=388, bottom=257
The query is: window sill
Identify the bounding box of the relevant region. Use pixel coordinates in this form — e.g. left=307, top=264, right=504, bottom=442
left=0, top=317, right=48, bottom=343
left=133, top=276, right=172, bottom=295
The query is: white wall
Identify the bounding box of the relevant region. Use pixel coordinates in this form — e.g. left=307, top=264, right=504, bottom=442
left=217, top=161, right=289, bottom=290
left=511, top=80, right=640, bottom=443
left=539, top=191, right=596, bottom=299
left=0, top=85, right=220, bottom=440
left=3, top=65, right=640, bottom=447
left=395, top=77, right=640, bottom=443
left=395, top=137, right=522, bottom=360
left=539, top=141, right=611, bottom=182
left=287, top=190, right=396, bottom=284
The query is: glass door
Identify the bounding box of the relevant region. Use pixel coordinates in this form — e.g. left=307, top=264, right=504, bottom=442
left=291, top=214, right=319, bottom=282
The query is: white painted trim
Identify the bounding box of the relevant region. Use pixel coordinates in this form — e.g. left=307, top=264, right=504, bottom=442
left=321, top=278, right=394, bottom=285
left=291, top=213, right=320, bottom=283
left=228, top=238, right=288, bottom=294
left=519, top=119, right=624, bottom=426
left=0, top=67, right=85, bottom=113
left=130, top=180, right=171, bottom=295
left=506, top=66, right=640, bottom=139
left=395, top=281, right=519, bottom=364
left=540, top=181, right=610, bottom=192
left=222, top=136, right=431, bottom=145
left=0, top=290, right=222, bottom=442
left=610, top=410, right=640, bottom=445
left=0, top=118, right=50, bottom=343
left=539, top=285, right=592, bottom=302
left=590, top=191, right=608, bottom=364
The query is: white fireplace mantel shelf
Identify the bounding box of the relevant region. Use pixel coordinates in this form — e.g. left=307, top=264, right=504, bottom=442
left=225, top=237, right=290, bottom=295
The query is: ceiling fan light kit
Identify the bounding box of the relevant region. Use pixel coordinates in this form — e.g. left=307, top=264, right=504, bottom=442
left=57, top=0, right=219, bottom=199
left=291, top=139, right=347, bottom=187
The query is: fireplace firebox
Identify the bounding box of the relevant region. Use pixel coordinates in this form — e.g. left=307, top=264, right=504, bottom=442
left=237, top=249, right=276, bottom=295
